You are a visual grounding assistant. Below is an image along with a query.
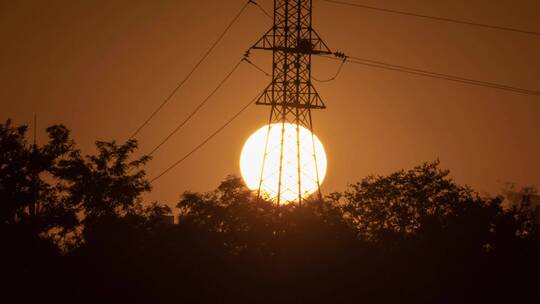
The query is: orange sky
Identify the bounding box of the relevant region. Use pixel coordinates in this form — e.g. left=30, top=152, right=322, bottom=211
left=1, top=0, right=539, bottom=207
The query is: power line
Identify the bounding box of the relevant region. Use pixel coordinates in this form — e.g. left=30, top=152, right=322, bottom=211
left=347, top=55, right=540, bottom=96
left=128, top=0, right=255, bottom=140
left=320, top=0, right=540, bottom=36
left=150, top=90, right=263, bottom=184
left=319, top=54, right=540, bottom=96
left=146, top=58, right=246, bottom=158
left=313, top=56, right=347, bottom=82
left=246, top=50, right=346, bottom=83
left=252, top=0, right=273, bottom=20
left=145, top=53, right=271, bottom=159
left=244, top=57, right=271, bottom=76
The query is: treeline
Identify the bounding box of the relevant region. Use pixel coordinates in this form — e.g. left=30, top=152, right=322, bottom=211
left=1, top=120, right=538, bottom=303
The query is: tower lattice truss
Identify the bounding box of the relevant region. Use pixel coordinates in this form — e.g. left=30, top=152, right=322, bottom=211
left=252, top=0, right=332, bottom=204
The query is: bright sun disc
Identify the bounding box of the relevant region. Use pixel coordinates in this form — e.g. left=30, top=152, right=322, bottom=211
left=240, top=123, right=327, bottom=204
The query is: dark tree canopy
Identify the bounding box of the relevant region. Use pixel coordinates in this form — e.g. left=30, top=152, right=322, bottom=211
left=0, top=120, right=78, bottom=234
left=1, top=120, right=538, bottom=304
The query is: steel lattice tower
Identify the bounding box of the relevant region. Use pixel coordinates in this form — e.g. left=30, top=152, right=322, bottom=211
left=251, top=0, right=332, bottom=205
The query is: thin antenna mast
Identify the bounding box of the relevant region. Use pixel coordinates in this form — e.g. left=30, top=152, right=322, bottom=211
left=31, top=113, right=38, bottom=217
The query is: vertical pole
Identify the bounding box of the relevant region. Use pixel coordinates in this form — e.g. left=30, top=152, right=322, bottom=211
left=295, top=0, right=303, bottom=204
left=33, top=113, right=37, bottom=147
left=307, top=0, right=322, bottom=201
left=257, top=0, right=278, bottom=200
left=308, top=111, right=323, bottom=201
left=31, top=113, right=37, bottom=217
left=296, top=122, right=302, bottom=204
left=275, top=0, right=290, bottom=206
left=277, top=118, right=286, bottom=206
left=258, top=114, right=273, bottom=198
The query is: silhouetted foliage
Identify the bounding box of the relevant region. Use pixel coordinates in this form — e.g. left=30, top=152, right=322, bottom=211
left=0, top=120, right=78, bottom=234
left=1, top=120, right=538, bottom=303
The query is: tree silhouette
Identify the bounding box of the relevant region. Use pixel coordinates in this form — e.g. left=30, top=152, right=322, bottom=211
left=1, top=120, right=81, bottom=302
left=335, top=161, right=480, bottom=239
left=1, top=120, right=538, bottom=303
left=0, top=120, right=79, bottom=235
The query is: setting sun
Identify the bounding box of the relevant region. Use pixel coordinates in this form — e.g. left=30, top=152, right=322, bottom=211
left=240, top=123, right=327, bottom=203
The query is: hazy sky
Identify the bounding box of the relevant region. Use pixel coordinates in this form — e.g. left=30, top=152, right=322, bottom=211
left=1, top=0, right=539, bottom=207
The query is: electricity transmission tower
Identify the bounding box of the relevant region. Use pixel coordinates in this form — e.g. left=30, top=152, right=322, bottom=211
left=251, top=0, right=332, bottom=205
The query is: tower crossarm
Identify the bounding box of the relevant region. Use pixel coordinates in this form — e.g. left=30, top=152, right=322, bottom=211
left=252, top=28, right=332, bottom=55
left=250, top=0, right=332, bottom=112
